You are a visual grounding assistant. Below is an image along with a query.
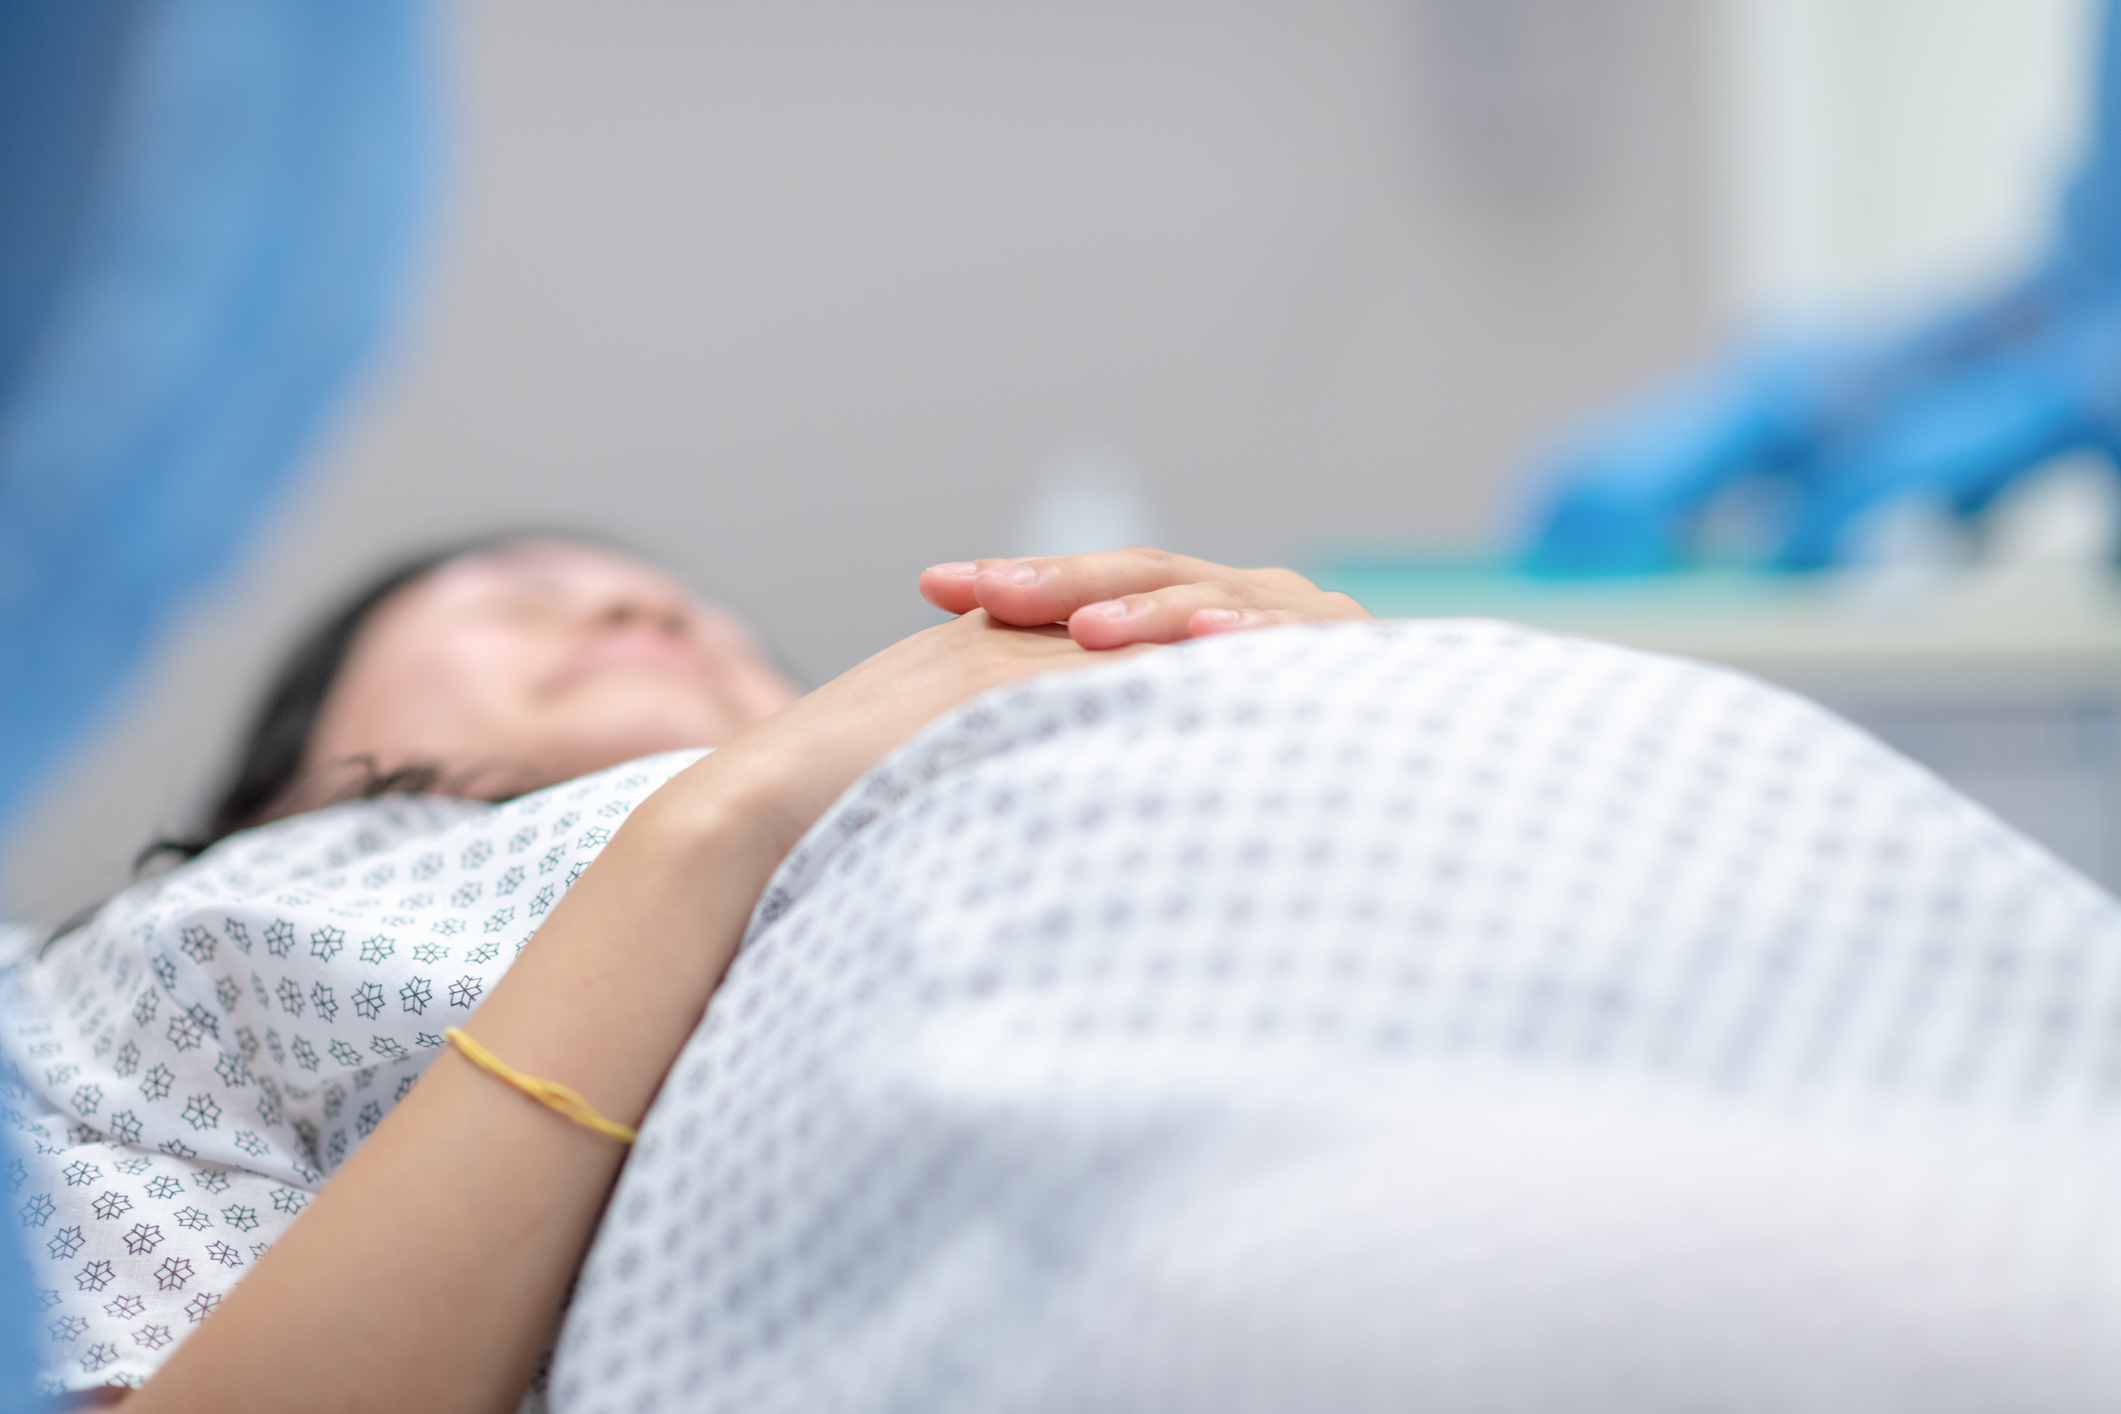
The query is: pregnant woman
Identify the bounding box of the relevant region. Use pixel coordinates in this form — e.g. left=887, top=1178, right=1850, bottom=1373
left=3, top=539, right=1362, bottom=1406
left=9, top=539, right=2119, bottom=1412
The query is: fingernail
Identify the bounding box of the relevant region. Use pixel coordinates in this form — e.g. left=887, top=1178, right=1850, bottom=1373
left=984, top=564, right=1040, bottom=587
left=927, top=562, right=977, bottom=578
left=1078, top=599, right=1130, bottom=621
left=1195, top=609, right=1244, bottom=630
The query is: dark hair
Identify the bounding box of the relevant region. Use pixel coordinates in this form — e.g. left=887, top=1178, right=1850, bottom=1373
left=140, top=534, right=527, bottom=867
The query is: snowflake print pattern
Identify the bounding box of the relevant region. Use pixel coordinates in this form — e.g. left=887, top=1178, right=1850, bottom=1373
left=177, top=929, right=214, bottom=965
left=0, top=753, right=695, bottom=1393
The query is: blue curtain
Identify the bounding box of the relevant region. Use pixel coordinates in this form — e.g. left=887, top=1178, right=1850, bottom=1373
left=0, top=6, right=435, bottom=1396
left=0, top=0, right=439, bottom=851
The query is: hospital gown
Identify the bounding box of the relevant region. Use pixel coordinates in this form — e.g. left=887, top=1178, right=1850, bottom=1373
left=0, top=751, right=702, bottom=1396
left=5, top=621, right=2121, bottom=1408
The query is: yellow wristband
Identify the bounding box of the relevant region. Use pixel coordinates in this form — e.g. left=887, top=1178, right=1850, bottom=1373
left=444, top=1027, right=639, bottom=1145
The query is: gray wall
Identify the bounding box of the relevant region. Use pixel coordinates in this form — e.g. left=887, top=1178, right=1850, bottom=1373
left=6, top=0, right=1716, bottom=923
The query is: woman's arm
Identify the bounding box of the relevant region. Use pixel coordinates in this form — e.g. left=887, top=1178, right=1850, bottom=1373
left=129, top=758, right=784, bottom=1412
left=126, top=559, right=1364, bottom=1411
left=126, top=611, right=1119, bottom=1412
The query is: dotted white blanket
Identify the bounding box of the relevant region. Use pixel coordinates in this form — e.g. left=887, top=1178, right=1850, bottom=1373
left=551, top=622, right=2121, bottom=1414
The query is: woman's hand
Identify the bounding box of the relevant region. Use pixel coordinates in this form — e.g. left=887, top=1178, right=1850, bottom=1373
left=708, top=546, right=1369, bottom=858
left=689, top=610, right=1145, bottom=862
left=917, top=546, right=1371, bottom=650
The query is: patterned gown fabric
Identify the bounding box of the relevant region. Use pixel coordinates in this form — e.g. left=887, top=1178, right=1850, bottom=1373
left=0, top=751, right=700, bottom=1396
left=550, top=622, right=2121, bottom=1414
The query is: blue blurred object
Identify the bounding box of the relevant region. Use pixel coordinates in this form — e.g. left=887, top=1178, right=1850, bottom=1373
left=1523, top=0, right=2121, bottom=575
left=0, top=0, right=439, bottom=850
left=0, top=2, right=437, bottom=1397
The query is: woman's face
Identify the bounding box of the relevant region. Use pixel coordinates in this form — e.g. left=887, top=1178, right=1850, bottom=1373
left=298, top=541, right=798, bottom=806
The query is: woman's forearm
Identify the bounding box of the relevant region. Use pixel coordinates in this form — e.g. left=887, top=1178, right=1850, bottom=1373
left=127, top=752, right=791, bottom=1413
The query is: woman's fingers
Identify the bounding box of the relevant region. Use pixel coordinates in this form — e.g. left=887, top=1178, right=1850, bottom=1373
left=1066, top=581, right=1368, bottom=649
left=984, top=548, right=1303, bottom=625
left=1186, top=606, right=1308, bottom=637
left=921, top=548, right=1308, bottom=624
left=921, top=547, right=1368, bottom=649
left=917, top=562, right=985, bottom=615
